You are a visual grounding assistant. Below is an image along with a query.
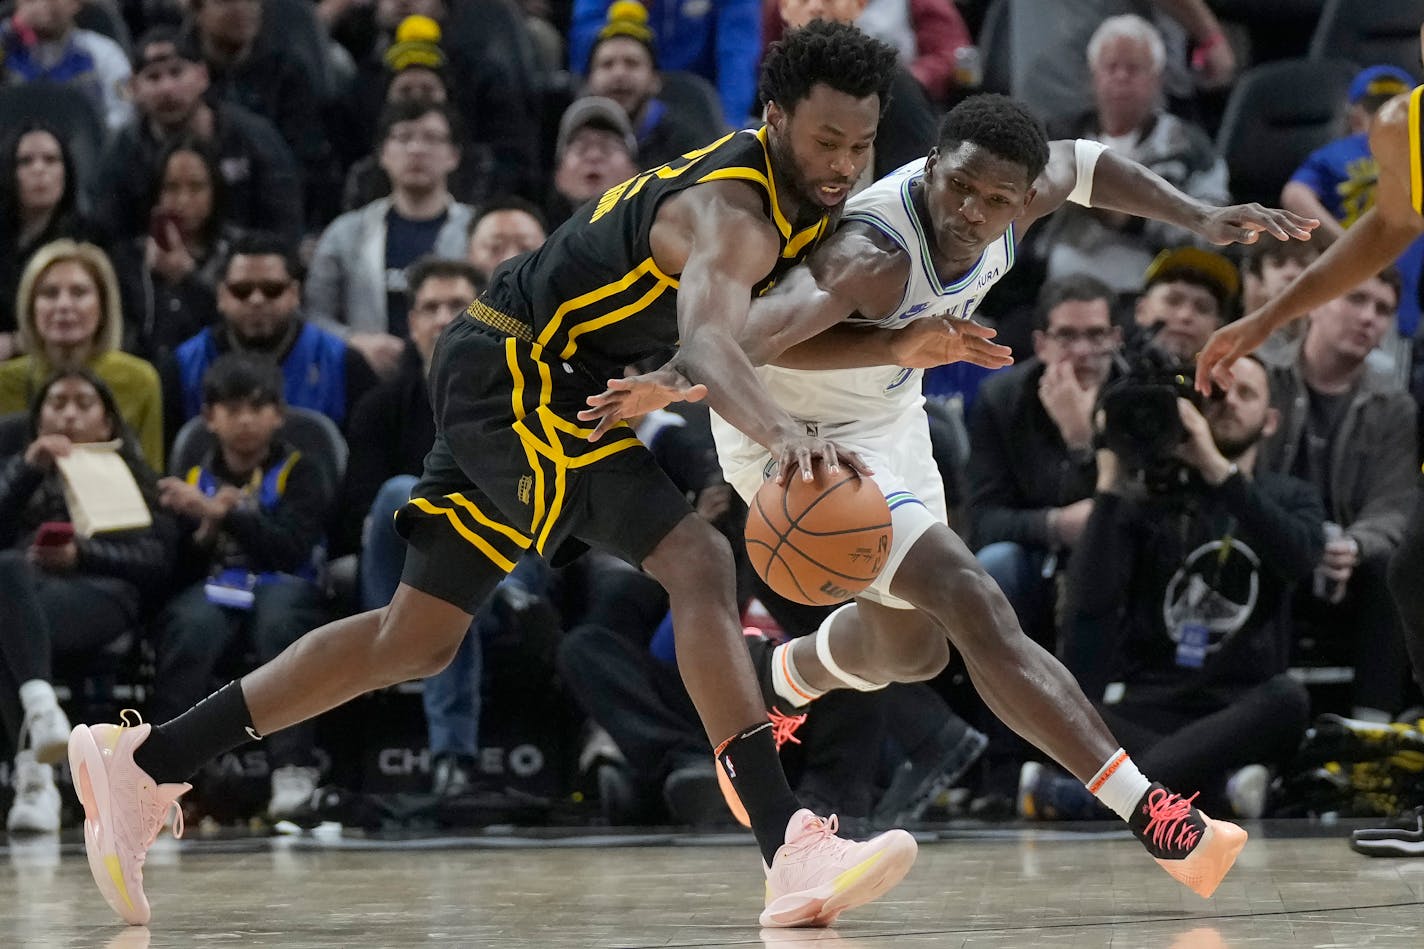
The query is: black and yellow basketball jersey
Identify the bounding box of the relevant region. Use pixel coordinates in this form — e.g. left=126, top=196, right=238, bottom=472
left=471, top=127, right=832, bottom=386
left=1408, top=85, right=1424, bottom=215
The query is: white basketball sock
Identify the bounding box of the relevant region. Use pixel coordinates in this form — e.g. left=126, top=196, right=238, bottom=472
left=1087, top=749, right=1152, bottom=822
left=770, top=643, right=824, bottom=708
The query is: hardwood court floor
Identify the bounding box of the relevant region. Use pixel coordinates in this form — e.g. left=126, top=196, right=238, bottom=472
left=4, top=824, right=1423, bottom=948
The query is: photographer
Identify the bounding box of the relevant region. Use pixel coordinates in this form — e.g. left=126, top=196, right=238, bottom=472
left=1028, top=355, right=1323, bottom=820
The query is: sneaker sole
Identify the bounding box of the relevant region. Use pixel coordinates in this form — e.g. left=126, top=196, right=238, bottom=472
left=1155, top=816, right=1248, bottom=898
left=1350, top=834, right=1424, bottom=857
left=759, top=830, right=918, bottom=928
left=68, top=724, right=148, bottom=925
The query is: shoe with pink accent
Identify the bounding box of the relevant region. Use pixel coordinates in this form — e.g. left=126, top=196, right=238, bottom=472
left=68, top=713, right=191, bottom=925
left=1129, top=783, right=1248, bottom=898
left=761, top=809, right=917, bottom=928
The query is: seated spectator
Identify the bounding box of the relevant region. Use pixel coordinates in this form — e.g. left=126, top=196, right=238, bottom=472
left=546, top=97, right=640, bottom=230
left=152, top=354, right=329, bottom=819
left=0, top=122, right=96, bottom=357
left=184, top=0, right=334, bottom=225
left=1259, top=270, right=1418, bottom=720
left=466, top=197, right=547, bottom=282
left=306, top=101, right=473, bottom=377
left=166, top=232, right=377, bottom=431
left=1240, top=236, right=1321, bottom=365
left=1282, top=65, right=1424, bottom=340
left=968, top=275, right=1121, bottom=643
left=765, top=0, right=973, bottom=105
left=583, top=1, right=722, bottom=170
left=570, top=0, right=761, bottom=127
left=1007, top=0, right=1235, bottom=124
left=93, top=27, right=302, bottom=246
left=1036, top=15, right=1229, bottom=292
left=0, top=0, right=133, bottom=129
left=0, top=369, right=173, bottom=833
left=337, top=0, right=539, bottom=200
left=1133, top=246, right=1236, bottom=365
left=765, top=0, right=935, bottom=185
left=0, top=240, right=164, bottom=469
left=1040, top=355, right=1321, bottom=820
left=113, top=138, right=245, bottom=362
left=339, top=16, right=498, bottom=212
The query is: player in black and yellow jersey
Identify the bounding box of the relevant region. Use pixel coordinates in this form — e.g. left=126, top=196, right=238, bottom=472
left=1197, top=27, right=1424, bottom=857
left=65, top=22, right=921, bottom=931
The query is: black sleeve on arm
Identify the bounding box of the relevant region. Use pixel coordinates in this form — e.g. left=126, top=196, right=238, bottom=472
left=966, top=385, right=1053, bottom=549
left=342, top=349, right=380, bottom=429
left=221, top=457, right=332, bottom=572
left=0, top=457, right=46, bottom=548
left=1060, top=490, right=1141, bottom=697
left=1217, top=471, right=1324, bottom=583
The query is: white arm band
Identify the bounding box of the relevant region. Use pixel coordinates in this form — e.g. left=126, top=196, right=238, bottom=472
left=1066, top=139, right=1108, bottom=207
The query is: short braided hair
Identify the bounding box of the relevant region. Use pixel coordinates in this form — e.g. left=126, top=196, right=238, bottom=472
left=759, top=20, right=897, bottom=115
left=938, top=94, right=1050, bottom=182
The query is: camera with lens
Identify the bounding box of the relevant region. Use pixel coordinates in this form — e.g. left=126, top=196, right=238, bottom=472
left=1096, top=329, right=1217, bottom=493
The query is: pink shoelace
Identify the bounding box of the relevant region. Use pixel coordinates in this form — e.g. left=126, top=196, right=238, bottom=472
left=785, top=811, right=842, bottom=858
left=1141, top=787, right=1202, bottom=853
left=769, top=708, right=807, bottom=751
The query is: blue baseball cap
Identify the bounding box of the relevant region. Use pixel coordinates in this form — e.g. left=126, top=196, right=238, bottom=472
left=1349, top=65, right=1414, bottom=105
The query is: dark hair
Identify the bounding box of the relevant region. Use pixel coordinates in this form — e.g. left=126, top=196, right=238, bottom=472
left=148, top=137, right=227, bottom=246
left=375, top=99, right=464, bottom=151
left=0, top=122, right=80, bottom=249
left=1372, top=264, right=1403, bottom=304
left=1147, top=268, right=1230, bottom=318
left=221, top=231, right=299, bottom=283
left=937, top=94, right=1050, bottom=183
left=759, top=20, right=897, bottom=115
left=27, top=367, right=160, bottom=506
left=131, top=25, right=203, bottom=72
left=201, top=352, right=285, bottom=408
left=1240, top=234, right=1320, bottom=277
left=406, top=256, right=484, bottom=297
left=468, top=195, right=547, bottom=238
left=1034, top=273, right=1115, bottom=331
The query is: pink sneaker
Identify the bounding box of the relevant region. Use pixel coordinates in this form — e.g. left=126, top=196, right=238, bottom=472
left=68, top=715, right=191, bottom=925
left=761, top=809, right=917, bottom=928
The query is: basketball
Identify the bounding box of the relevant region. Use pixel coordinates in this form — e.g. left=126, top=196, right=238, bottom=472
left=744, top=465, right=893, bottom=606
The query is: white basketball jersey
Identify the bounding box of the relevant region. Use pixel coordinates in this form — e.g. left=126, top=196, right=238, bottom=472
left=749, top=157, right=1016, bottom=429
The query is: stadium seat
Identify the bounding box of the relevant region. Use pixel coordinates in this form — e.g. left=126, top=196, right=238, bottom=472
left=1310, top=0, right=1424, bottom=78
left=0, top=412, right=26, bottom=460
left=1215, top=57, right=1357, bottom=207
left=168, top=406, right=349, bottom=498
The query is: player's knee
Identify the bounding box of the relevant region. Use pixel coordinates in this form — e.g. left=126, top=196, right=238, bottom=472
left=926, top=565, right=1019, bottom=647
left=645, top=515, right=735, bottom=597
left=884, top=630, right=951, bottom=681
left=370, top=603, right=466, bottom=683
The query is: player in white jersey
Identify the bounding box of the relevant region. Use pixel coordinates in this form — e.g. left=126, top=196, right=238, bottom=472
left=584, top=94, right=1316, bottom=899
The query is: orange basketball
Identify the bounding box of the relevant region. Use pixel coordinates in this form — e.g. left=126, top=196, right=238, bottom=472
left=744, top=465, right=893, bottom=606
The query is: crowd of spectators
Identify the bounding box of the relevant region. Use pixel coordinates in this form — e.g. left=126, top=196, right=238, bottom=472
left=2, top=0, right=1423, bottom=834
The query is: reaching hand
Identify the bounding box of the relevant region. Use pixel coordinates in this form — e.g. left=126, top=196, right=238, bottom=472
left=770, top=433, right=872, bottom=485
left=889, top=317, right=1014, bottom=370
left=23, top=433, right=74, bottom=470
left=1196, top=204, right=1317, bottom=246
left=577, top=364, right=709, bottom=442
left=1193, top=312, right=1277, bottom=395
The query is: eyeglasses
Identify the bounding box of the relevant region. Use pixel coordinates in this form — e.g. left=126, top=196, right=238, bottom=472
left=1044, top=327, right=1115, bottom=348
left=225, top=280, right=290, bottom=301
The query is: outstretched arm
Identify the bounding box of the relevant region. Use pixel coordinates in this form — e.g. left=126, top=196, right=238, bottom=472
left=1196, top=98, right=1424, bottom=392
left=1023, top=139, right=1317, bottom=243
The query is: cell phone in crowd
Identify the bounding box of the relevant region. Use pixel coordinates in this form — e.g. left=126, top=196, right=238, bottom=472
left=150, top=210, right=182, bottom=251
left=33, top=521, right=75, bottom=548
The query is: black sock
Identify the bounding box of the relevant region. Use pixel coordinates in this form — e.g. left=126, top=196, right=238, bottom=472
left=717, top=721, right=802, bottom=865
left=134, top=680, right=258, bottom=784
